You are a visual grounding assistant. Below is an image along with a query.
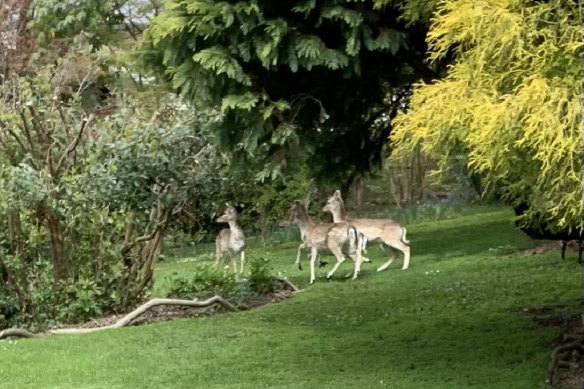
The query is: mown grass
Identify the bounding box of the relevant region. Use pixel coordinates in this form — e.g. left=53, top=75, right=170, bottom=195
left=0, top=206, right=580, bottom=389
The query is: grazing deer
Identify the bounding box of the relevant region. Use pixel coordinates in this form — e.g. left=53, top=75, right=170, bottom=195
left=215, top=203, right=246, bottom=274
left=323, top=190, right=410, bottom=271
left=289, top=200, right=363, bottom=283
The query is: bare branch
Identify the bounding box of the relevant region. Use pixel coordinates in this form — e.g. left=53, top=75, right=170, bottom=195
left=27, top=106, right=50, bottom=141
left=120, top=214, right=168, bottom=257
left=54, top=114, right=93, bottom=176
left=0, top=124, right=27, bottom=153
left=17, top=111, right=35, bottom=152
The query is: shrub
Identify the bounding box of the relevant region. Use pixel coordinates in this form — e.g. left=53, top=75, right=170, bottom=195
left=163, top=258, right=278, bottom=309
left=248, top=257, right=277, bottom=295
left=164, top=265, right=239, bottom=301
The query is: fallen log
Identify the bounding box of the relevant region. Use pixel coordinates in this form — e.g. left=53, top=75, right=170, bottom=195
left=0, top=295, right=238, bottom=340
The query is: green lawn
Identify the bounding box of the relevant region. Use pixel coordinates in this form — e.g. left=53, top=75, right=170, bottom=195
left=1, top=206, right=580, bottom=389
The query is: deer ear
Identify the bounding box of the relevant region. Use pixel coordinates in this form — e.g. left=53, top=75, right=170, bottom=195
left=294, top=200, right=301, bottom=205
left=334, top=190, right=342, bottom=199
left=225, top=202, right=230, bottom=207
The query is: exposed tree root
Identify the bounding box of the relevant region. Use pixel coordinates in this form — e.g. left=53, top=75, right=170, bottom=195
left=546, top=335, right=584, bottom=388
left=0, top=328, right=39, bottom=339
left=0, top=295, right=238, bottom=340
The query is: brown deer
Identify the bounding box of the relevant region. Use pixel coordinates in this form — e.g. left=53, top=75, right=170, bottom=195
left=215, top=203, right=246, bottom=274
left=289, top=200, right=364, bottom=283
left=323, top=190, right=410, bottom=271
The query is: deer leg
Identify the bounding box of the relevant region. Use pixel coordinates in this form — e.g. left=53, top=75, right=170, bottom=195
left=316, top=253, right=328, bottom=267
left=379, top=240, right=410, bottom=271
left=561, top=240, right=567, bottom=260
left=309, top=247, right=318, bottom=284
left=296, top=243, right=304, bottom=270
left=357, top=236, right=371, bottom=263
left=230, top=253, right=237, bottom=273
left=351, top=236, right=364, bottom=280
left=377, top=257, right=394, bottom=272
left=326, top=246, right=346, bottom=280
left=377, top=242, right=398, bottom=272
left=214, top=245, right=222, bottom=268
left=240, top=250, right=245, bottom=274
left=352, top=253, right=363, bottom=280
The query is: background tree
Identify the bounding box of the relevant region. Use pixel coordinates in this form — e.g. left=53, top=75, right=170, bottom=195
left=137, top=0, right=444, bottom=189
left=390, top=0, right=582, bottom=233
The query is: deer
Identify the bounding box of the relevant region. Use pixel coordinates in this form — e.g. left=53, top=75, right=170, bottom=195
left=289, top=200, right=364, bottom=284
left=215, top=203, right=246, bottom=274
left=323, top=190, right=410, bottom=272
left=291, top=215, right=326, bottom=271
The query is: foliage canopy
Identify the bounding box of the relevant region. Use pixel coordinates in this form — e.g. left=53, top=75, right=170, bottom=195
left=138, top=0, right=441, bottom=184
left=391, top=0, right=583, bottom=232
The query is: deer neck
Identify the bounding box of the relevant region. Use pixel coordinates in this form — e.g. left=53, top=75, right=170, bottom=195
left=332, top=205, right=347, bottom=223
left=294, top=214, right=315, bottom=235
left=228, top=220, right=243, bottom=235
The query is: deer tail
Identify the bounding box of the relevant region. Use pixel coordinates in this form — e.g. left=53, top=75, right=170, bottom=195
left=348, top=226, right=357, bottom=254
left=401, top=227, right=410, bottom=245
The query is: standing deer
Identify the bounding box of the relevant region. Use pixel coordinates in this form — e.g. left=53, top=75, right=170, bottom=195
left=289, top=200, right=364, bottom=283
left=215, top=203, right=246, bottom=274
left=323, top=190, right=410, bottom=271
left=279, top=198, right=325, bottom=270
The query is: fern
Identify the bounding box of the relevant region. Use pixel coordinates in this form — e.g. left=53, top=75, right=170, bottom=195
left=221, top=92, right=259, bottom=112
left=320, top=6, right=363, bottom=28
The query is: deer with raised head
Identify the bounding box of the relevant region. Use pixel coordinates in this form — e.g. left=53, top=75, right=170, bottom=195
left=292, top=233, right=330, bottom=271
left=323, top=190, right=410, bottom=271
left=289, top=200, right=364, bottom=284
left=215, top=203, right=246, bottom=274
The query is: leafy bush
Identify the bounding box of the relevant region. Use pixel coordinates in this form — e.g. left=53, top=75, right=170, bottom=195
left=248, top=257, right=276, bottom=295
left=164, top=265, right=239, bottom=301
left=163, top=258, right=278, bottom=308
left=0, top=287, right=20, bottom=328
left=0, top=255, right=126, bottom=329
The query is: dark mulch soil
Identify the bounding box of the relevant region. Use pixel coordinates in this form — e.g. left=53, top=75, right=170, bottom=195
left=514, top=240, right=581, bottom=258
left=62, top=289, right=296, bottom=330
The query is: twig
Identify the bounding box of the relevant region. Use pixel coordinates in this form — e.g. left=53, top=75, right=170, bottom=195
left=54, top=114, right=93, bottom=176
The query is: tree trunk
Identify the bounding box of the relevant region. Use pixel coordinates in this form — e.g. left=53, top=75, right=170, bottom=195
left=7, top=208, right=24, bottom=254
left=44, top=207, right=69, bottom=282
left=354, top=175, right=364, bottom=209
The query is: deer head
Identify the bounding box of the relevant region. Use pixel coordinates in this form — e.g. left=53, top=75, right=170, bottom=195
left=323, top=190, right=344, bottom=214
left=217, top=203, right=237, bottom=223
left=289, top=200, right=310, bottom=224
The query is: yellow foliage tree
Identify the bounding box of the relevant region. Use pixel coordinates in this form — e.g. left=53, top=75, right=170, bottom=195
left=391, top=0, right=582, bottom=232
